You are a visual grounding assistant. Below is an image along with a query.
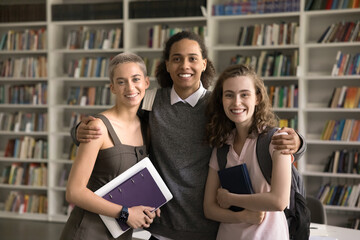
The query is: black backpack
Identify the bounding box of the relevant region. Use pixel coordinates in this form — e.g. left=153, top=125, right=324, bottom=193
left=216, top=127, right=310, bottom=240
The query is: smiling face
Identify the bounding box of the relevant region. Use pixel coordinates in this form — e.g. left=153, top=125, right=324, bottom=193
left=222, top=76, right=258, bottom=128
left=110, top=62, right=149, bottom=108
left=165, top=39, right=207, bottom=99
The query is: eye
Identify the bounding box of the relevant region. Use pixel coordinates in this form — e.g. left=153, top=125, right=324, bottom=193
left=224, top=92, right=233, bottom=98
left=241, top=92, right=251, bottom=98
left=133, top=77, right=141, bottom=82
left=189, top=56, right=197, bottom=62
left=172, top=57, right=180, bottom=62
left=117, top=80, right=125, bottom=85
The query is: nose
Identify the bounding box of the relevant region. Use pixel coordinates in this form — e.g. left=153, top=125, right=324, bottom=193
left=127, top=81, right=135, bottom=90
left=180, top=59, right=190, bottom=69
left=234, top=94, right=242, bottom=105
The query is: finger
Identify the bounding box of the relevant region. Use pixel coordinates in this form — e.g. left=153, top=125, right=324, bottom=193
left=79, top=133, right=101, bottom=139
left=143, top=209, right=156, bottom=219
left=155, top=209, right=161, bottom=217
left=281, top=150, right=296, bottom=155
left=272, top=144, right=290, bottom=150
left=82, top=116, right=95, bottom=124
left=83, top=125, right=102, bottom=131
left=271, top=134, right=292, bottom=141
left=145, top=215, right=153, bottom=224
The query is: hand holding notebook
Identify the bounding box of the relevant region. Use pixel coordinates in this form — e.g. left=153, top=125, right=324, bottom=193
left=218, top=163, right=254, bottom=211
left=94, top=157, right=173, bottom=238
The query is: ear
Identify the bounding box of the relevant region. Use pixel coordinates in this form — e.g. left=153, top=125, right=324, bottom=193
left=145, top=76, right=150, bottom=89
left=110, top=82, right=116, bottom=94
left=203, top=58, right=207, bottom=71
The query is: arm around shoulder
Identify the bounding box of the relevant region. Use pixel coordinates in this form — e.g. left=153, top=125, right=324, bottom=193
left=293, top=131, right=306, bottom=162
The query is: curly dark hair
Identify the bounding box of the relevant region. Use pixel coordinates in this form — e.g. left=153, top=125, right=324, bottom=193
left=205, top=64, right=278, bottom=148
left=156, top=31, right=215, bottom=89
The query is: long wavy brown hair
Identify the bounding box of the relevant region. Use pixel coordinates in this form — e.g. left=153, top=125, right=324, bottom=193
left=205, top=64, right=278, bottom=148
left=155, top=31, right=216, bottom=89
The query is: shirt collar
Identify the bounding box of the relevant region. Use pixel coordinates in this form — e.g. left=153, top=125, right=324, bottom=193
left=170, top=82, right=206, bottom=107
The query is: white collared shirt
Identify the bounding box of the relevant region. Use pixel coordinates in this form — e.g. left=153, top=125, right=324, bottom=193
left=170, top=82, right=206, bottom=107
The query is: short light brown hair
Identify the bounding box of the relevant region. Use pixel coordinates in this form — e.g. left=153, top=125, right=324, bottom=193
left=108, top=52, right=147, bottom=83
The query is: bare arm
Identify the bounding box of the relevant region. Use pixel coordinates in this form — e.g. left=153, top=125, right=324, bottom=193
left=203, top=167, right=265, bottom=225
left=216, top=149, right=292, bottom=212
left=66, top=119, right=158, bottom=229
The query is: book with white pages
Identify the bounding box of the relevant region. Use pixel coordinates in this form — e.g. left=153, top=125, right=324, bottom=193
left=94, top=157, right=173, bottom=238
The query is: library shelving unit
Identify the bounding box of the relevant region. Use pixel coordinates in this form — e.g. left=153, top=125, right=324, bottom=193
left=300, top=6, right=360, bottom=227
left=0, top=0, right=359, bottom=229
left=0, top=1, right=49, bottom=221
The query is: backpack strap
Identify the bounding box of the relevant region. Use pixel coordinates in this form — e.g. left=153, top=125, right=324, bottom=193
left=216, top=144, right=230, bottom=170
left=141, top=88, right=157, bottom=111
left=256, top=127, right=279, bottom=185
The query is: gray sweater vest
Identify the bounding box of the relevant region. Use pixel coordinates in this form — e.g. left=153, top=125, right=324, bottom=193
left=147, top=88, right=218, bottom=240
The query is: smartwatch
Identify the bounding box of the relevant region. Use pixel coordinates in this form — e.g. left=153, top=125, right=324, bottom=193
left=116, top=206, right=129, bottom=224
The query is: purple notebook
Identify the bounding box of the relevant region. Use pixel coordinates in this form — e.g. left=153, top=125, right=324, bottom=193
left=95, top=157, right=173, bottom=238
left=102, top=167, right=167, bottom=231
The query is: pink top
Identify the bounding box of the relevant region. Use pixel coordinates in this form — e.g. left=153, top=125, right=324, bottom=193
left=209, top=129, right=290, bottom=240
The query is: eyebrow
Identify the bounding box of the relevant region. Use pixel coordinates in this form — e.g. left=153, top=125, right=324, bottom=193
left=170, top=53, right=199, bottom=57
left=115, top=74, right=142, bottom=80
left=224, top=89, right=252, bottom=93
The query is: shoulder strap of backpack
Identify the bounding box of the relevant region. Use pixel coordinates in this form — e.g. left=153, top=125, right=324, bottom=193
left=216, top=144, right=230, bottom=170
left=256, top=127, right=279, bottom=185
left=141, top=88, right=158, bottom=111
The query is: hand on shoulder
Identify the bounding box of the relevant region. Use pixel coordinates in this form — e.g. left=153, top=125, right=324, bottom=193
left=77, top=116, right=103, bottom=143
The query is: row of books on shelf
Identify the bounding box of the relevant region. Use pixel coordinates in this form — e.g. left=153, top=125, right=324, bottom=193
left=66, top=85, right=115, bottom=106
left=0, top=28, right=47, bottom=51
left=267, top=84, right=298, bottom=108
left=58, top=165, right=71, bottom=188
left=0, top=162, right=47, bottom=187
left=143, top=57, right=161, bottom=78
left=236, top=22, right=299, bottom=46
left=129, top=0, right=205, bottom=18
left=4, top=137, right=48, bottom=159
left=2, top=191, right=47, bottom=214
left=348, top=217, right=360, bottom=230
left=66, top=27, right=123, bottom=50
left=69, top=143, right=78, bottom=161
left=318, top=20, right=360, bottom=43
left=212, top=0, right=300, bottom=16
left=321, top=119, right=360, bottom=141
left=305, top=0, right=360, bottom=10
left=230, top=50, right=298, bottom=77
left=328, top=86, right=360, bottom=109
left=0, top=112, right=47, bottom=132
left=0, top=83, right=47, bottom=105
left=324, top=149, right=360, bottom=174
left=52, top=2, right=122, bottom=21
left=331, top=52, right=360, bottom=76
left=67, top=57, right=109, bottom=78
left=316, top=183, right=360, bottom=207
left=0, top=56, right=47, bottom=78
left=68, top=112, right=86, bottom=130
left=0, top=4, right=46, bottom=23
left=147, top=25, right=207, bottom=49
left=279, top=116, right=298, bottom=130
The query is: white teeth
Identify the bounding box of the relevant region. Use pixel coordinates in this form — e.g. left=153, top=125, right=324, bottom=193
left=126, top=93, right=138, bottom=98
left=179, top=74, right=191, bottom=77
left=232, top=109, right=244, bottom=113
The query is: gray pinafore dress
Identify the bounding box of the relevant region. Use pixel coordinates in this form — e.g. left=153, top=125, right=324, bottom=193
left=60, top=114, right=148, bottom=240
